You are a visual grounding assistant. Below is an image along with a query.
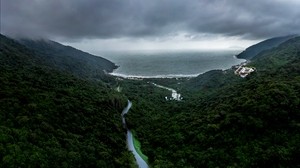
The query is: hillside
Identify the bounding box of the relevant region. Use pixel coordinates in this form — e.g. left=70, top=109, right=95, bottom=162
left=182, top=69, right=242, bottom=92
left=125, top=37, right=300, bottom=167
left=183, top=36, right=300, bottom=92
left=250, top=37, right=300, bottom=71
left=1, top=33, right=299, bottom=167
left=0, top=34, right=135, bottom=167
left=236, top=35, right=296, bottom=60
left=17, top=38, right=118, bottom=81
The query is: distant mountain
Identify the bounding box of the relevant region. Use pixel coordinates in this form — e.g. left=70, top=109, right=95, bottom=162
left=17, top=38, right=118, bottom=80
left=236, top=35, right=296, bottom=60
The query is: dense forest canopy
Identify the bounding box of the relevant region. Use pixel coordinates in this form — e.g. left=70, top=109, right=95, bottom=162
left=125, top=37, right=300, bottom=167
left=1, top=34, right=299, bottom=167
left=0, top=35, right=135, bottom=167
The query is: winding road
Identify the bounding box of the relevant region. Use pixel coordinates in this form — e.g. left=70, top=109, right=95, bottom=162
left=122, top=101, right=149, bottom=168
left=121, top=84, right=181, bottom=167
left=152, top=83, right=182, bottom=101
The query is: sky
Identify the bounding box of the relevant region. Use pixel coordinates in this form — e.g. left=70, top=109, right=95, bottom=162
left=1, top=0, right=300, bottom=52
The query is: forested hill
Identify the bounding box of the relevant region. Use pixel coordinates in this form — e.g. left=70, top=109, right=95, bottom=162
left=236, top=35, right=296, bottom=60
left=125, top=36, right=300, bottom=167
left=184, top=36, right=300, bottom=92
left=17, top=37, right=118, bottom=80
left=0, top=34, right=135, bottom=167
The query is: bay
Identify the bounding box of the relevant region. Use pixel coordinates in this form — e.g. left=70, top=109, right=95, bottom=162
left=99, top=50, right=245, bottom=78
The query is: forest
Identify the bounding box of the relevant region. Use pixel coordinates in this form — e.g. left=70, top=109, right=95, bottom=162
left=0, top=35, right=136, bottom=167
left=1, top=34, right=299, bottom=167
left=124, top=37, right=300, bottom=167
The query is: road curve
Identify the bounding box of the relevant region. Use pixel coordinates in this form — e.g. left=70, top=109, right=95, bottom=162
left=122, top=100, right=149, bottom=168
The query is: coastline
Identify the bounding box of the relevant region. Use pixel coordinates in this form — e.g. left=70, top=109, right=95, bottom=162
left=109, top=72, right=200, bottom=79
left=108, top=55, right=245, bottom=79
left=104, top=50, right=245, bottom=79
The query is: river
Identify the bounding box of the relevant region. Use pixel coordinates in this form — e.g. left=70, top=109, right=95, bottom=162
left=122, top=100, right=149, bottom=168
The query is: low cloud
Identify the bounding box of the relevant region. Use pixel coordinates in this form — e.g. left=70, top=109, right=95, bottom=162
left=1, top=0, right=300, bottom=41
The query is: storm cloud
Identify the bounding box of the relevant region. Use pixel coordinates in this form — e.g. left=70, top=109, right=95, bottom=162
left=1, top=0, right=300, bottom=41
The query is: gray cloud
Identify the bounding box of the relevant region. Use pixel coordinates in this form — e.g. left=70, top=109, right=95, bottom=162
left=1, top=0, right=300, bottom=41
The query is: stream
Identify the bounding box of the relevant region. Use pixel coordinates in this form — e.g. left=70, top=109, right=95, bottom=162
left=122, top=100, right=149, bottom=168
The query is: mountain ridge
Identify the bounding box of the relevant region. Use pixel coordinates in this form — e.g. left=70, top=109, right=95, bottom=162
left=236, top=35, right=297, bottom=60
left=16, top=37, right=118, bottom=80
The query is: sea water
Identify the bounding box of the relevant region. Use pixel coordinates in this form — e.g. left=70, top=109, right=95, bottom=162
left=100, top=50, right=245, bottom=78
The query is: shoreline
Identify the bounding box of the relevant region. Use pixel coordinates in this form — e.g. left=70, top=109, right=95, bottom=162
left=108, top=55, right=246, bottom=80
left=109, top=72, right=201, bottom=79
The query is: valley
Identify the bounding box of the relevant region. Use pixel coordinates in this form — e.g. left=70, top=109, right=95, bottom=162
left=1, top=34, right=299, bottom=167
left=2, top=1, right=300, bottom=167
left=116, top=36, right=300, bottom=167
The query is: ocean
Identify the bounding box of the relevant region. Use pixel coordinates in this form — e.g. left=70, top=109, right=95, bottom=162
left=100, top=50, right=245, bottom=78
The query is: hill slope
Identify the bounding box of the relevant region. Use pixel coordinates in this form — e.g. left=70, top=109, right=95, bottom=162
left=125, top=37, right=300, bottom=167
left=236, top=35, right=296, bottom=60
left=0, top=34, right=134, bottom=167
left=185, top=36, right=300, bottom=92
left=17, top=38, right=118, bottom=80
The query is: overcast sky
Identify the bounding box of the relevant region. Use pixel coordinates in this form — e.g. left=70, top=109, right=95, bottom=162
left=1, top=0, right=300, bottom=51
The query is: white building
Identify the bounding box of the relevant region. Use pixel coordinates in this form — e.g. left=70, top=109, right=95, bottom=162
left=235, top=66, right=256, bottom=78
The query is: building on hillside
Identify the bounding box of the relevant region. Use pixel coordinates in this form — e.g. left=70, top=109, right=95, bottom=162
left=234, top=66, right=256, bottom=78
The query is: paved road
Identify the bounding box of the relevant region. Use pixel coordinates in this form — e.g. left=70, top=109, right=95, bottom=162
left=122, top=100, right=149, bottom=168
